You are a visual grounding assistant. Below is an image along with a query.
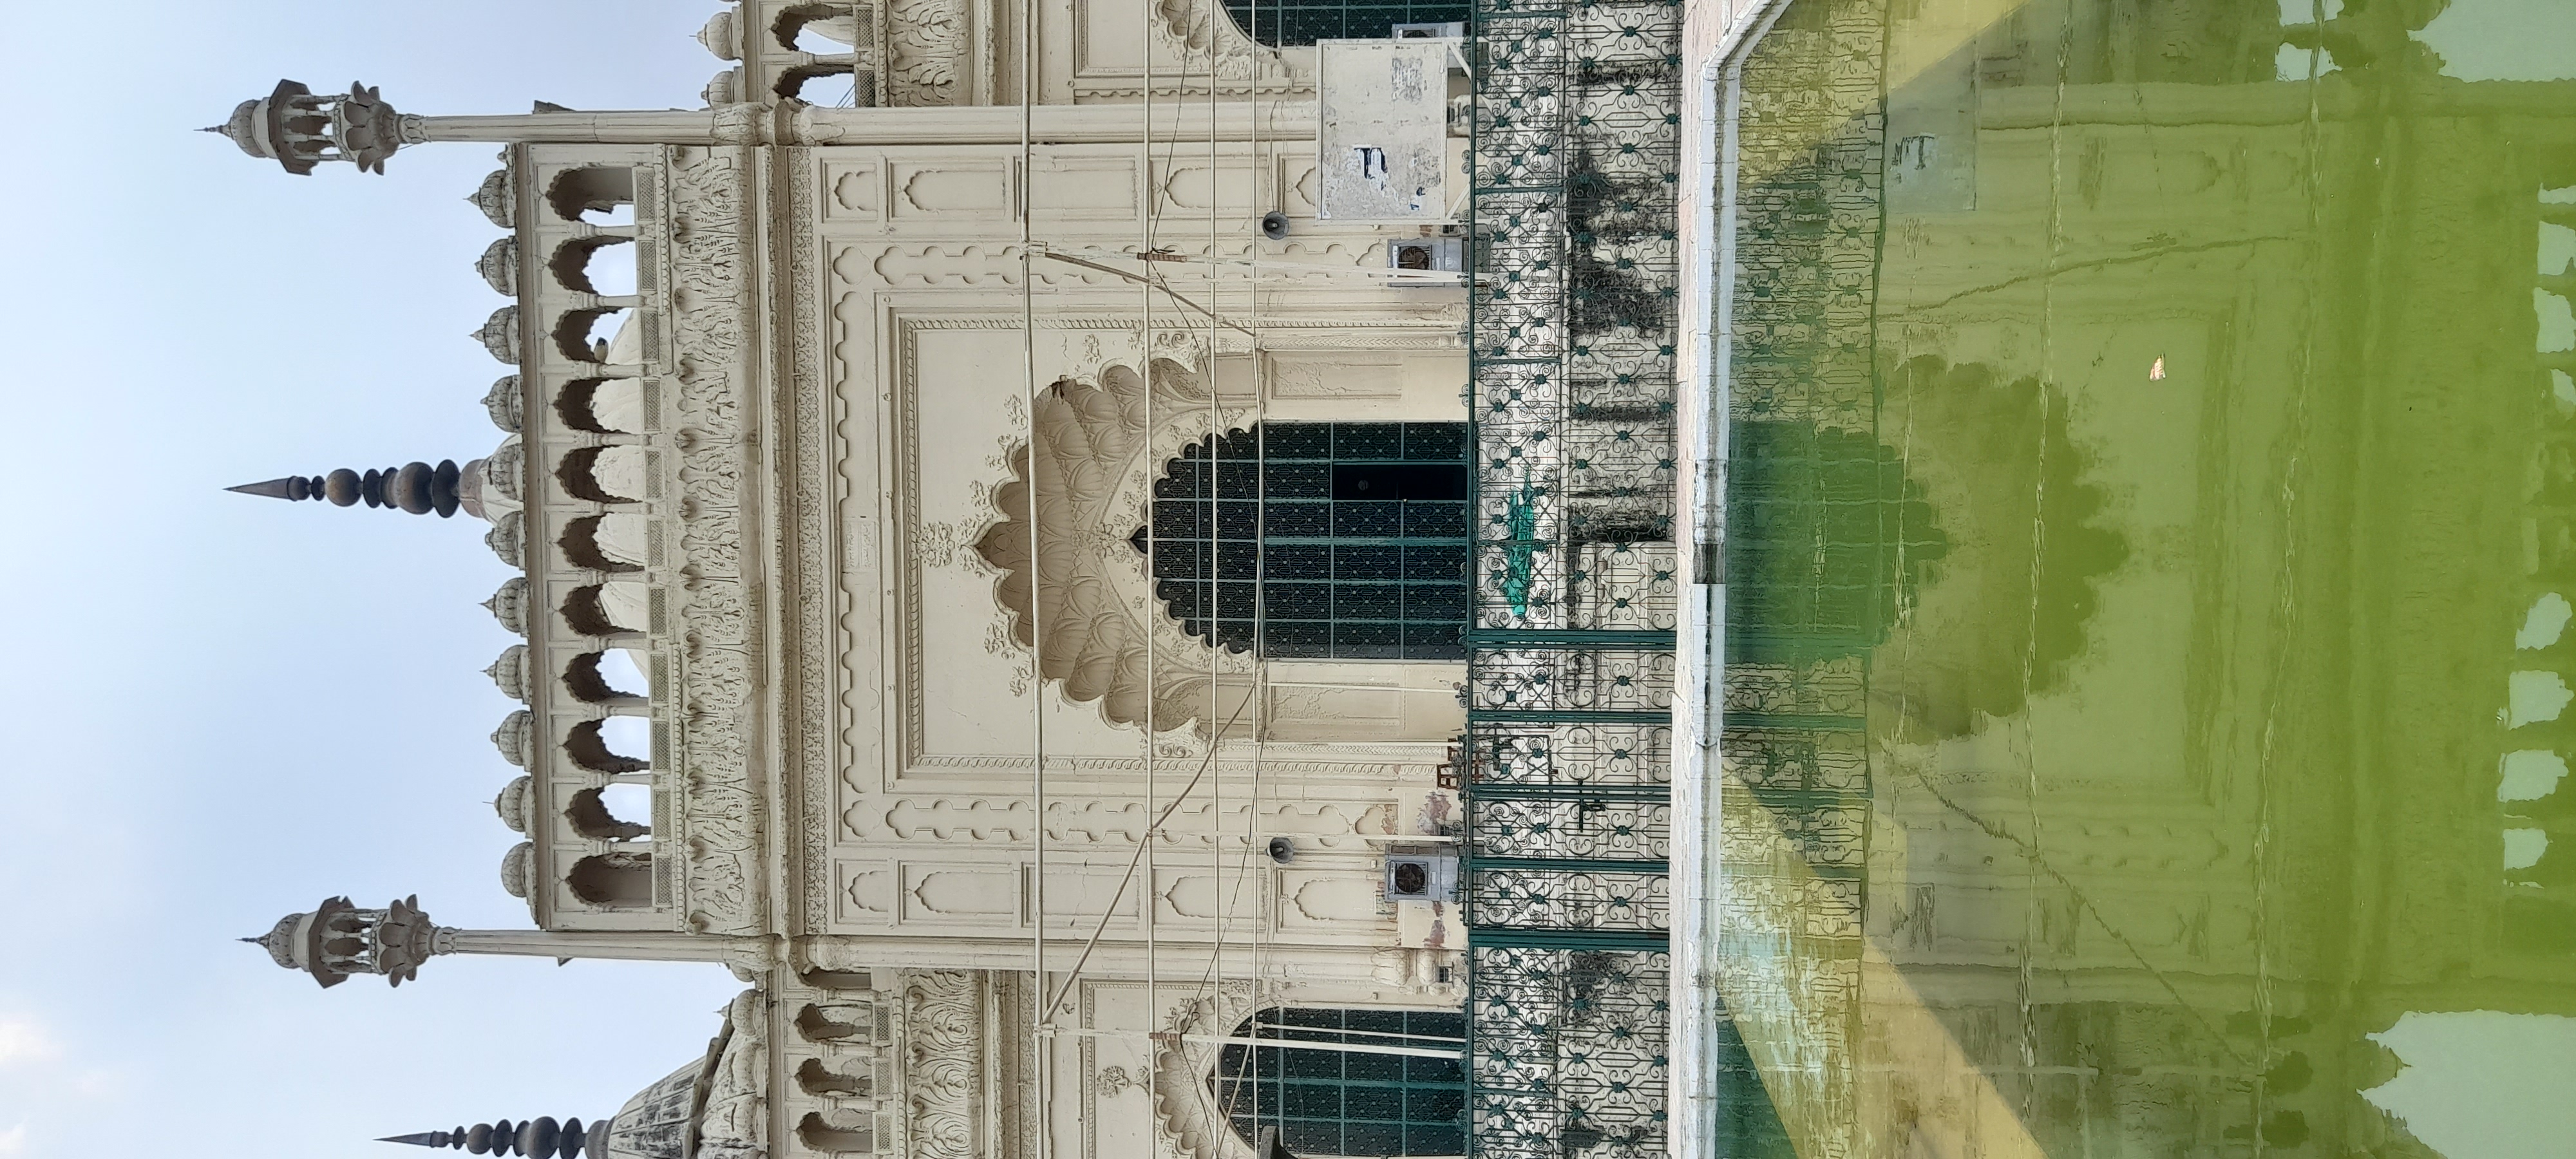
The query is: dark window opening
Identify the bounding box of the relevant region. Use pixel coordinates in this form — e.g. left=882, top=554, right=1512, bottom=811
left=1144, top=422, right=1470, bottom=661
left=1213, top=1008, right=1467, bottom=1158
left=1219, top=0, right=1469, bottom=48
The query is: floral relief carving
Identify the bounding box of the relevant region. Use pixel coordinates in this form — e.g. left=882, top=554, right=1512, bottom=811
left=665, top=142, right=764, bottom=936
left=887, top=0, right=969, bottom=106
left=905, top=970, right=983, bottom=1159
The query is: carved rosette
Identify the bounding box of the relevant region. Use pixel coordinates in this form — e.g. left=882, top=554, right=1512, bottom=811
left=663, top=143, right=764, bottom=937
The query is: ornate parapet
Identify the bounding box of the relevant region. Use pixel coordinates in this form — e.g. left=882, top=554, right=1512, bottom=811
left=454, top=138, right=770, bottom=938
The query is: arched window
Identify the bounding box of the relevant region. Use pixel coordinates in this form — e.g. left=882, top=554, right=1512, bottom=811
left=1143, top=422, right=1470, bottom=660
left=1220, top=0, right=1468, bottom=47
left=1212, top=1008, right=1466, bottom=1157
left=567, top=851, right=654, bottom=906
left=546, top=166, right=636, bottom=223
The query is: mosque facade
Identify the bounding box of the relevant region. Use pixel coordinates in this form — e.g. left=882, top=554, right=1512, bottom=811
left=222, top=3, right=1500, bottom=1158
left=215, top=0, right=2576, bottom=1156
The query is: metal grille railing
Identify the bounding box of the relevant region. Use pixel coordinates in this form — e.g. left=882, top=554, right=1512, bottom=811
left=1461, top=0, right=1681, bottom=1152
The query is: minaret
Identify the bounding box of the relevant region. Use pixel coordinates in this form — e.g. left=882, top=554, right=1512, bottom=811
left=243, top=896, right=440, bottom=988
left=245, top=896, right=761, bottom=985
left=228, top=461, right=468, bottom=518
left=381, top=1116, right=592, bottom=1159
left=207, top=80, right=417, bottom=174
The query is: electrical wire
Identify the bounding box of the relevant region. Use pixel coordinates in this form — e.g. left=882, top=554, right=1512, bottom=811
left=1016, top=1, right=1050, bottom=1154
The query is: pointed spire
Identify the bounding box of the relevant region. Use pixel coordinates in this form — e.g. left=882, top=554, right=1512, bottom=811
left=379, top=1118, right=585, bottom=1158
left=225, top=462, right=464, bottom=517
left=226, top=476, right=311, bottom=501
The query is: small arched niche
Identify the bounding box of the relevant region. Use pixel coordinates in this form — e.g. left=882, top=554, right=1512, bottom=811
left=565, top=784, right=652, bottom=842
left=563, top=580, right=654, bottom=637
left=795, top=1057, right=873, bottom=1098
left=558, top=446, right=652, bottom=504
left=794, top=1001, right=881, bottom=1042
left=547, top=166, right=636, bottom=223
left=560, top=513, right=649, bottom=572
left=565, top=648, right=650, bottom=704
left=800, top=966, right=874, bottom=990
left=565, top=717, right=651, bottom=773
left=566, top=851, right=654, bottom=906
left=774, top=3, right=862, bottom=50
left=550, top=235, right=637, bottom=297
left=554, top=307, right=629, bottom=363
left=557, top=377, right=652, bottom=435
left=794, top=1113, right=874, bottom=1156
left=776, top=63, right=864, bottom=104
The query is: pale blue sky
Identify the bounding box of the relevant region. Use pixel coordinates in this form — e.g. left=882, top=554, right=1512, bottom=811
left=0, top=5, right=743, bottom=1157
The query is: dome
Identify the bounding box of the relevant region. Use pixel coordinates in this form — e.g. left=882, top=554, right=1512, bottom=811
left=594, top=1060, right=703, bottom=1159
left=496, top=775, right=533, bottom=834
left=477, top=236, right=519, bottom=296
left=484, top=375, right=524, bottom=433
left=475, top=306, right=520, bottom=364
left=485, top=576, right=529, bottom=636
left=696, top=12, right=741, bottom=61
left=216, top=99, right=267, bottom=157
left=485, top=510, right=525, bottom=567
left=469, top=168, right=515, bottom=229
left=486, top=644, right=530, bottom=702
left=484, top=438, right=526, bottom=503
left=500, top=842, right=535, bottom=898
left=493, top=709, right=534, bottom=768
left=251, top=911, right=307, bottom=968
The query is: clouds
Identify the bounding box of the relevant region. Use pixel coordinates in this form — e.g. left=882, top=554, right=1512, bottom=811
left=0, top=1017, right=55, bottom=1068
left=0, top=1122, right=27, bottom=1158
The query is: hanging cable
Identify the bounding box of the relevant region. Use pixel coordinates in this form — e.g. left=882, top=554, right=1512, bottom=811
left=1139, top=0, right=1162, bottom=1112
left=1016, top=2, right=1051, bottom=1154
left=1039, top=690, right=1256, bottom=1016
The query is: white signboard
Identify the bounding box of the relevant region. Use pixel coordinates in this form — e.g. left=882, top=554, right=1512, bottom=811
left=1316, top=39, right=1452, bottom=221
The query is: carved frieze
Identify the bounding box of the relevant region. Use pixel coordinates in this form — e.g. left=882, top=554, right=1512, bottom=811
left=664, top=142, right=765, bottom=936
left=788, top=146, right=838, bottom=938
left=887, top=0, right=971, bottom=107
left=905, top=970, right=983, bottom=1159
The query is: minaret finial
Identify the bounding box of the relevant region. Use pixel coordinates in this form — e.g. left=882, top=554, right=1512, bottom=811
left=225, top=462, right=464, bottom=517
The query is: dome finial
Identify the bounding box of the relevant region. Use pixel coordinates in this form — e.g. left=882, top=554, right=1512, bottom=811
left=225, top=462, right=464, bottom=517
left=379, top=1117, right=587, bottom=1158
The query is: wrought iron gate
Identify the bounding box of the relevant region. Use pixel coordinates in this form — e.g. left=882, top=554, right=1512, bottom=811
left=1461, top=0, right=1682, bottom=1153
